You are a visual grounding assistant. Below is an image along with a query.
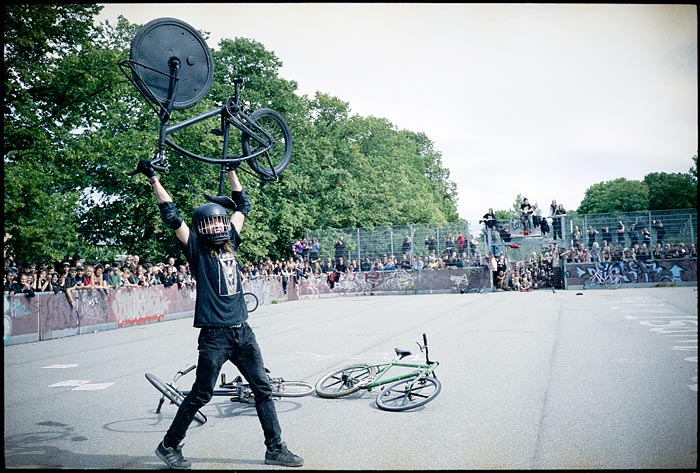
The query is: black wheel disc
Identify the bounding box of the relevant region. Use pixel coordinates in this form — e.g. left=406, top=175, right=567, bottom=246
left=129, top=17, right=213, bottom=110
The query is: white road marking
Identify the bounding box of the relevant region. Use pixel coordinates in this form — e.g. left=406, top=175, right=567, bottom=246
left=49, top=380, right=90, bottom=387
left=42, top=364, right=79, bottom=369
left=72, top=383, right=114, bottom=390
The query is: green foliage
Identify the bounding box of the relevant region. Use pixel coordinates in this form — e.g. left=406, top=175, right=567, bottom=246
left=3, top=7, right=693, bottom=267
left=577, top=178, right=649, bottom=214
left=644, top=172, right=696, bottom=210
left=3, top=9, right=460, bottom=266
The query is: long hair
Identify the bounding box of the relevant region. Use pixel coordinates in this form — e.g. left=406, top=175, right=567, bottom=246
left=208, top=240, right=234, bottom=258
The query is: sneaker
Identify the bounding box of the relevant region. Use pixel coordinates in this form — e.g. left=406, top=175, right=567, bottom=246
left=265, top=444, right=304, bottom=467
left=156, top=441, right=191, bottom=469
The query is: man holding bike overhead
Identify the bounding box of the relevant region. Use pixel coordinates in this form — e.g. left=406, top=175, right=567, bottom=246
left=134, top=158, right=303, bottom=469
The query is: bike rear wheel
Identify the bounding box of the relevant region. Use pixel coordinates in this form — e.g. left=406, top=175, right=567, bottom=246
left=315, top=364, right=375, bottom=399
left=583, top=277, right=594, bottom=290
left=242, top=108, right=292, bottom=181
left=145, top=372, right=207, bottom=424
left=271, top=380, right=314, bottom=397
left=244, top=292, right=258, bottom=313
left=375, top=375, right=441, bottom=411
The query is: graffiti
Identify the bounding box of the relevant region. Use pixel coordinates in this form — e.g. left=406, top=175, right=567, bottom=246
left=44, top=294, right=77, bottom=331
left=570, top=258, right=696, bottom=286
left=73, top=290, right=111, bottom=326
left=112, top=287, right=170, bottom=327
left=4, top=295, right=32, bottom=320
left=290, top=267, right=490, bottom=300
left=4, top=295, right=36, bottom=340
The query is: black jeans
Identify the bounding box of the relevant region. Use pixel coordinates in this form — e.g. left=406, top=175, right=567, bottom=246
left=163, top=322, right=283, bottom=450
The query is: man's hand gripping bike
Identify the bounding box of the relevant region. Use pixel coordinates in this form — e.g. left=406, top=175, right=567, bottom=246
left=119, top=17, right=291, bottom=207
left=315, top=334, right=441, bottom=411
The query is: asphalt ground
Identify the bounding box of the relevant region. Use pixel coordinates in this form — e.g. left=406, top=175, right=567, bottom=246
left=4, top=287, right=697, bottom=470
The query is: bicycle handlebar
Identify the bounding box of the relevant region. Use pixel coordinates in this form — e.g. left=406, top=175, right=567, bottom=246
left=179, top=365, right=196, bottom=376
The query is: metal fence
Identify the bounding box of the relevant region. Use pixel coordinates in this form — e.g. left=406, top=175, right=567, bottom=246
left=305, top=208, right=696, bottom=264
left=306, top=222, right=472, bottom=264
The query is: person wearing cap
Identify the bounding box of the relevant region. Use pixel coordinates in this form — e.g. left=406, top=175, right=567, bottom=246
left=61, top=266, right=80, bottom=307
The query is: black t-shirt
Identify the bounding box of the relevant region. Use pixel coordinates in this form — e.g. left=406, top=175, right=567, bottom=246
left=482, top=212, right=496, bottom=228
left=181, top=227, right=247, bottom=328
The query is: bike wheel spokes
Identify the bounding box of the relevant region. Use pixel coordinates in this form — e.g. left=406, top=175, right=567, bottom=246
left=315, top=364, right=375, bottom=399
left=272, top=380, right=314, bottom=397
left=376, top=375, right=441, bottom=412
left=145, top=372, right=207, bottom=424
left=242, top=108, right=292, bottom=180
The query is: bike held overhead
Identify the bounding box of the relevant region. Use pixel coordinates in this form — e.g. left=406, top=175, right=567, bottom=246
left=122, top=17, right=301, bottom=469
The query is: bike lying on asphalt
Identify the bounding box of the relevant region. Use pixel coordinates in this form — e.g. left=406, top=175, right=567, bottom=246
left=314, top=333, right=441, bottom=411
left=145, top=364, right=313, bottom=424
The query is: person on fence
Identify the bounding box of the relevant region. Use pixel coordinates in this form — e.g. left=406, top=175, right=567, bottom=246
left=520, top=198, right=535, bottom=232
left=134, top=158, right=303, bottom=469
left=334, top=235, right=345, bottom=264
left=586, top=226, right=598, bottom=250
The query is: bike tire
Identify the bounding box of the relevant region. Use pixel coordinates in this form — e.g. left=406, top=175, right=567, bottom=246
left=271, top=380, right=314, bottom=397
left=145, top=372, right=207, bottom=425
left=242, top=108, right=292, bottom=180
left=509, top=218, right=520, bottom=231
left=583, top=277, right=593, bottom=290
left=244, top=292, right=258, bottom=313
left=376, top=375, right=442, bottom=411
left=315, top=364, right=376, bottom=399
left=604, top=274, right=621, bottom=290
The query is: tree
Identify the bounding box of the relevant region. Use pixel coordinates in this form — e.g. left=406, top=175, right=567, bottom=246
left=4, top=10, right=460, bottom=266
left=643, top=171, right=696, bottom=210
left=3, top=4, right=110, bottom=262
left=577, top=178, right=649, bottom=214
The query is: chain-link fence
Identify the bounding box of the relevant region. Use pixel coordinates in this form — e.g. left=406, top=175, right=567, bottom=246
left=304, top=209, right=696, bottom=265
left=306, top=222, right=472, bottom=264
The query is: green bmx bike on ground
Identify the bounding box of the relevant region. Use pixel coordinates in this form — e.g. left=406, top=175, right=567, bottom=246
left=314, top=334, right=441, bottom=411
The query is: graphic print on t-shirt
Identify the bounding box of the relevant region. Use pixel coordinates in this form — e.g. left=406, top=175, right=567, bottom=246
left=218, top=251, right=239, bottom=296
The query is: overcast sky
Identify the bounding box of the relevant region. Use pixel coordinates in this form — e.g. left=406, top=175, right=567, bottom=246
left=96, top=3, right=697, bottom=229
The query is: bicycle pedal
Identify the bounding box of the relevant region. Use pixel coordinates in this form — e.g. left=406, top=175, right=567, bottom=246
left=210, top=128, right=224, bottom=136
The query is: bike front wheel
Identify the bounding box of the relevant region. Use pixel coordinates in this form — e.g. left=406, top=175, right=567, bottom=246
left=271, top=380, right=314, bottom=397
left=376, top=375, right=441, bottom=411
left=244, top=292, right=258, bottom=313
left=242, top=108, right=292, bottom=181
left=315, top=364, right=376, bottom=399
left=145, top=373, right=207, bottom=425
left=604, top=273, right=621, bottom=289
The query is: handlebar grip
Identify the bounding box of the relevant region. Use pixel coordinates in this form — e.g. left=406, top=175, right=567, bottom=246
left=152, top=163, right=169, bottom=172
left=180, top=365, right=196, bottom=375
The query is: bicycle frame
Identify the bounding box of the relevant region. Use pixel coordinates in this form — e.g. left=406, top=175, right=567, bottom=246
left=360, top=359, right=438, bottom=391
left=119, top=60, right=281, bottom=184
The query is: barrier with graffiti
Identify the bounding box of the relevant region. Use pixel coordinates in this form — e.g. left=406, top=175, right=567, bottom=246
left=6, top=260, right=693, bottom=345
left=288, top=267, right=491, bottom=300
left=4, top=279, right=283, bottom=346
left=567, top=258, right=697, bottom=287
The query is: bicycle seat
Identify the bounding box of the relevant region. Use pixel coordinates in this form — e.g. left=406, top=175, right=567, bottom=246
left=394, top=348, right=412, bottom=359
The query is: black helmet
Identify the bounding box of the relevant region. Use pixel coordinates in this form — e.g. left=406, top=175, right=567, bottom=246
left=192, top=203, right=231, bottom=244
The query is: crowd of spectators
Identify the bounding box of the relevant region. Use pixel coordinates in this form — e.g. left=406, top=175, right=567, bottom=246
left=4, top=214, right=697, bottom=301
left=3, top=253, right=195, bottom=306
